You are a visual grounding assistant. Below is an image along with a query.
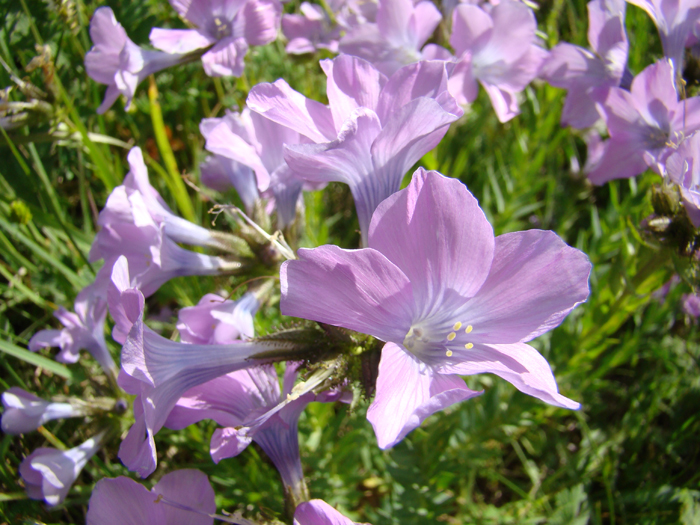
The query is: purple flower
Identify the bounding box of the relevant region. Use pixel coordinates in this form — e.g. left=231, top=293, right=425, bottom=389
left=282, top=3, right=342, bottom=54
left=87, top=469, right=215, bottom=525
left=150, top=0, right=282, bottom=77
left=248, top=55, right=462, bottom=245
left=449, top=0, right=549, bottom=122
left=100, top=147, right=229, bottom=250
left=85, top=7, right=190, bottom=114
left=200, top=111, right=261, bottom=212
left=164, top=364, right=339, bottom=503
left=20, top=431, right=106, bottom=506
left=177, top=292, right=259, bottom=344
left=203, top=109, right=310, bottom=226
left=280, top=169, right=590, bottom=448
left=665, top=131, right=700, bottom=226
left=627, top=0, right=700, bottom=70
left=294, top=499, right=365, bottom=525
left=682, top=293, right=700, bottom=317
left=89, top=189, right=240, bottom=299
left=1, top=388, right=85, bottom=435
left=540, top=0, right=630, bottom=129
left=28, top=280, right=116, bottom=376
left=338, top=0, right=445, bottom=76
left=586, top=59, right=700, bottom=184
left=109, top=258, right=289, bottom=476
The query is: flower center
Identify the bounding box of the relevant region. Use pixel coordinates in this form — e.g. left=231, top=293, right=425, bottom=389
left=212, top=17, right=232, bottom=39
left=403, top=320, right=475, bottom=360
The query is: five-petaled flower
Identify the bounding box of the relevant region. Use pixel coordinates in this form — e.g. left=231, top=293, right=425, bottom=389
left=281, top=169, right=591, bottom=448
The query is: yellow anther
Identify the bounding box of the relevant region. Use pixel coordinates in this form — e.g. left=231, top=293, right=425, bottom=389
left=446, top=350, right=453, bottom=357
left=453, top=322, right=462, bottom=331
left=465, top=325, right=473, bottom=334
left=464, top=343, right=473, bottom=349
left=447, top=332, right=456, bottom=341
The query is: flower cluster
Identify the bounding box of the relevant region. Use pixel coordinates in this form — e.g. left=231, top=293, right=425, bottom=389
left=8, top=0, right=700, bottom=521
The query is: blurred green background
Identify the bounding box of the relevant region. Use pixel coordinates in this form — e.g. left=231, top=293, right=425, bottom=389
left=0, top=0, right=699, bottom=523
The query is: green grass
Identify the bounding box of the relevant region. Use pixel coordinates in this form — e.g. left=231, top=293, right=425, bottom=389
left=1, top=0, right=699, bottom=523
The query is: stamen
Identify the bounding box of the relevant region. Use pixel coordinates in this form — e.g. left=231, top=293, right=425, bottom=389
left=447, top=332, right=456, bottom=341
left=446, top=350, right=453, bottom=357
left=464, top=343, right=473, bottom=349
left=465, top=325, right=473, bottom=334
left=453, top=322, right=462, bottom=331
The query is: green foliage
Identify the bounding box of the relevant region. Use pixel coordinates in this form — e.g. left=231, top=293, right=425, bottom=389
left=0, top=0, right=698, bottom=523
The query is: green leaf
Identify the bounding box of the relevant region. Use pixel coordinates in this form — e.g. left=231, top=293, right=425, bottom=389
left=0, top=338, right=74, bottom=381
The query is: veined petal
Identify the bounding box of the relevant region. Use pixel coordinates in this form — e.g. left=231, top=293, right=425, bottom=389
left=117, top=400, right=157, bottom=478
left=441, top=342, right=580, bottom=409
left=320, top=55, right=387, bottom=128
left=247, top=79, right=336, bottom=142
left=458, top=230, right=591, bottom=345
left=369, top=169, right=494, bottom=312
left=149, top=28, right=214, bottom=53
left=375, top=60, right=458, bottom=124
left=165, top=366, right=278, bottom=430
left=202, top=36, right=248, bottom=77
left=237, top=0, right=281, bottom=46
left=371, top=97, right=460, bottom=189
left=280, top=245, right=414, bottom=342
left=366, top=342, right=481, bottom=449
left=205, top=121, right=270, bottom=190
left=283, top=108, right=381, bottom=187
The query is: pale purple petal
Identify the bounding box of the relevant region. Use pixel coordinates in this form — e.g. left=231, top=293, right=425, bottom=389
left=450, top=4, right=492, bottom=55
left=247, top=79, right=336, bottom=142
left=294, top=499, right=356, bottom=525
left=199, top=155, right=259, bottom=211
left=370, top=96, right=461, bottom=196
left=375, top=60, right=457, bottom=123
left=177, top=292, right=259, bottom=345
left=456, top=230, right=591, bottom=345
left=369, top=169, right=494, bottom=306
left=585, top=137, right=650, bottom=184
left=683, top=293, right=700, bottom=317
left=447, top=54, right=479, bottom=106
left=1, top=388, right=83, bottom=435
left=117, top=400, right=157, bottom=479
left=21, top=433, right=104, bottom=506
left=165, top=367, right=278, bottom=430
left=283, top=108, right=381, bottom=186
left=149, top=28, right=215, bottom=53
left=366, top=342, right=481, bottom=449
left=87, top=476, right=161, bottom=525
left=205, top=122, right=270, bottom=190
left=237, top=0, right=282, bottom=46
left=320, top=55, right=388, bottom=128
left=201, top=36, right=248, bottom=77
left=540, top=44, right=606, bottom=89
left=87, top=470, right=215, bottom=525
left=443, top=342, right=580, bottom=409
left=154, top=469, right=216, bottom=525
left=560, top=86, right=602, bottom=129
left=210, top=427, right=254, bottom=461
left=280, top=244, right=414, bottom=342
left=412, top=1, right=443, bottom=47
left=28, top=329, right=63, bottom=352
